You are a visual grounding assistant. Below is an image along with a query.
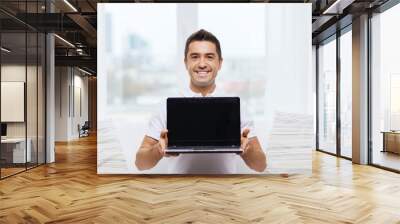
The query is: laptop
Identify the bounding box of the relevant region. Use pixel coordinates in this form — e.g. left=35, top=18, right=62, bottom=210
left=165, top=97, right=242, bottom=153
left=1, top=123, right=7, bottom=140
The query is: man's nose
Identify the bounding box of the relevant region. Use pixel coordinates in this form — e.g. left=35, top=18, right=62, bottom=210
left=198, top=58, right=207, bottom=68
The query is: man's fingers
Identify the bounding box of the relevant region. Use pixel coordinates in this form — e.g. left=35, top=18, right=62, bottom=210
left=242, top=128, right=250, bottom=138
left=159, top=129, right=169, bottom=155
left=241, top=140, right=250, bottom=155
left=158, top=143, right=165, bottom=156
left=160, top=129, right=168, bottom=139
left=165, top=153, right=179, bottom=157
left=241, top=139, right=249, bottom=150
left=241, top=129, right=250, bottom=153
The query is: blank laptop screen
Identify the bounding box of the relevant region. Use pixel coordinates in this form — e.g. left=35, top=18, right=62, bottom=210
left=167, top=97, right=241, bottom=147
left=1, top=123, right=7, bottom=137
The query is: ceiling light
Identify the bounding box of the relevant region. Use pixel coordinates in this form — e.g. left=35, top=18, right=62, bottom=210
left=54, top=34, right=75, bottom=48
left=1, top=47, right=11, bottom=53
left=323, top=0, right=341, bottom=14
left=63, top=0, right=78, bottom=12
left=322, top=0, right=354, bottom=15
left=78, top=67, right=92, bottom=76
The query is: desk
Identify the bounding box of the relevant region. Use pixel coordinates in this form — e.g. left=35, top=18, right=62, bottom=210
left=1, top=138, right=31, bottom=163
left=382, top=131, right=400, bottom=154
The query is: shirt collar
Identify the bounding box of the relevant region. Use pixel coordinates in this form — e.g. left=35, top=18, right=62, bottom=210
left=181, top=85, right=220, bottom=97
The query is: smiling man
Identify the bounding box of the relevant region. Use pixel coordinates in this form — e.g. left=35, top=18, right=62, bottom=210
left=184, top=33, right=221, bottom=93
left=135, top=29, right=267, bottom=174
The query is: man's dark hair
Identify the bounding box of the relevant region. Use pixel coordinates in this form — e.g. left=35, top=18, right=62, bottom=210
left=184, top=29, right=222, bottom=60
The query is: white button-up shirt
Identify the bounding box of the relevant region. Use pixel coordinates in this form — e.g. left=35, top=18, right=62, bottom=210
left=145, top=85, right=256, bottom=174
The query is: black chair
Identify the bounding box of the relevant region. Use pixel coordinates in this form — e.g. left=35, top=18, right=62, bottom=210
left=79, top=121, right=90, bottom=138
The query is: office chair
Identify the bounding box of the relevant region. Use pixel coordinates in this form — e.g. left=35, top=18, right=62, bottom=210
left=79, top=121, right=90, bottom=138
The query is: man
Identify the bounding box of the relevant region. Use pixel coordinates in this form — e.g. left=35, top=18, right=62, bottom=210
left=135, top=29, right=267, bottom=173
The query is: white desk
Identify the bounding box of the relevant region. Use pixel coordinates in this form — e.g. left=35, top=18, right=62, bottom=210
left=1, top=138, right=31, bottom=163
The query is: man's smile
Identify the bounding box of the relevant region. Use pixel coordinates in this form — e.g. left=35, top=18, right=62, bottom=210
left=195, top=70, right=211, bottom=77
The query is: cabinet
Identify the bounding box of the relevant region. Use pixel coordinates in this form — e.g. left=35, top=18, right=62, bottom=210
left=382, top=131, right=400, bottom=154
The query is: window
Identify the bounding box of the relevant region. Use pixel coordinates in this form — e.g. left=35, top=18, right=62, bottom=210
left=371, top=3, right=400, bottom=171
left=318, top=37, right=337, bottom=154
left=340, top=29, right=352, bottom=158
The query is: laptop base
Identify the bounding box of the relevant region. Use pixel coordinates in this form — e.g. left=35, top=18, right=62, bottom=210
left=165, top=148, right=243, bottom=153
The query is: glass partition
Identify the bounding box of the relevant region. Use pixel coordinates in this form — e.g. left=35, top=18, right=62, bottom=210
left=38, top=32, right=45, bottom=165
left=26, top=0, right=42, bottom=169
left=1, top=31, right=28, bottom=177
left=0, top=1, right=46, bottom=179
left=317, top=37, right=337, bottom=155
left=27, top=30, right=38, bottom=169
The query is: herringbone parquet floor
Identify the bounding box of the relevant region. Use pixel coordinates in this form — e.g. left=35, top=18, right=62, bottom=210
left=1, top=134, right=400, bottom=223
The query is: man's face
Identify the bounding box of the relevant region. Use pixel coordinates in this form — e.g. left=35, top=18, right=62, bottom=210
left=185, top=41, right=222, bottom=88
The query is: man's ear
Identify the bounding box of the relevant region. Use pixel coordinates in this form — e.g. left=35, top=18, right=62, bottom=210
left=184, top=57, right=189, bottom=70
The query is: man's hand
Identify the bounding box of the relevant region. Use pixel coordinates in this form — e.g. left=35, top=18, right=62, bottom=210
left=238, top=128, right=267, bottom=172
left=135, top=130, right=178, bottom=171
left=240, top=128, right=250, bottom=155
left=157, top=129, right=178, bottom=157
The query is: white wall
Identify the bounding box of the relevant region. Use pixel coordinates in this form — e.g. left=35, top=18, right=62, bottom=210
left=1, top=65, right=27, bottom=143
left=1, top=63, right=46, bottom=164
left=1, top=82, right=25, bottom=122
left=55, top=67, right=89, bottom=141
left=72, top=73, right=89, bottom=138
left=1, top=65, right=39, bottom=138
left=55, top=66, right=69, bottom=141
left=1, top=66, right=26, bottom=131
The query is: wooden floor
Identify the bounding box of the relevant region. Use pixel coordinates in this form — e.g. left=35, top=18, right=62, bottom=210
left=0, top=167, right=26, bottom=178
left=1, top=163, right=45, bottom=178
left=373, top=151, right=400, bottom=171
left=1, top=135, right=400, bottom=223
